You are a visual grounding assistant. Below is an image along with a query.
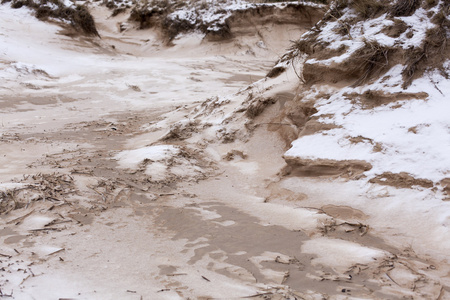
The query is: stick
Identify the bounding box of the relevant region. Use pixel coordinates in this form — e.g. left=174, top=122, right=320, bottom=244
left=243, top=292, right=273, bottom=299
left=167, top=273, right=187, bottom=277
left=45, top=220, right=72, bottom=227
left=29, top=228, right=61, bottom=232
left=19, top=275, right=31, bottom=285
left=385, top=272, right=400, bottom=286
left=47, top=248, right=65, bottom=256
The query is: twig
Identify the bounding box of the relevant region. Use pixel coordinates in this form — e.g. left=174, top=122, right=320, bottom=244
left=385, top=272, right=400, bottom=286
left=243, top=292, right=274, bottom=298
left=47, top=248, right=65, bottom=256
left=0, top=253, right=12, bottom=258
left=255, top=122, right=292, bottom=127
left=45, top=220, right=72, bottom=227
left=201, top=276, right=210, bottom=282
left=167, top=273, right=187, bottom=277
left=281, top=271, right=290, bottom=284
left=291, top=57, right=305, bottom=83
left=19, top=275, right=31, bottom=285
left=47, top=197, right=63, bottom=202
left=29, top=228, right=61, bottom=232
left=88, top=186, right=106, bottom=202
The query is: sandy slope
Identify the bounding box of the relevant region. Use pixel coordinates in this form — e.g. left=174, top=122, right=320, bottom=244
left=1, top=4, right=450, bottom=300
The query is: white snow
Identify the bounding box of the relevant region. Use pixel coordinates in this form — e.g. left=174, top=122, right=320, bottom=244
left=114, top=145, right=179, bottom=170
left=2, top=1, right=450, bottom=298
left=281, top=176, right=450, bottom=261
left=287, top=2, right=450, bottom=184
left=0, top=182, right=26, bottom=192
left=166, top=0, right=324, bottom=34
left=285, top=68, right=450, bottom=183
left=396, top=8, right=436, bottom=49
left=302, top=237, right=388, bottom=273
left=21, top=215, right=54, bottom=230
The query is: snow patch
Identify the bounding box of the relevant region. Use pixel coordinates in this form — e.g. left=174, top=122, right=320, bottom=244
left=302, top=237, right=388, bottom=273
left=114, top=145, right=179, bottom=170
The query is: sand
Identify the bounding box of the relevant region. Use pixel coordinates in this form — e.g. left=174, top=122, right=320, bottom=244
left=1, top=4, right=450, bottom=300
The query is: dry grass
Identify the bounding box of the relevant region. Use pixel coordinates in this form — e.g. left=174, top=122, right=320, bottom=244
left=163, top=17, right=198, bottom=41
left=333, top=0, right=386, bottom=18
left=1, top=174, right=76, bottom=215
left=6, top=0, right=99, bottom=36
left=381, top=18, right=408, bottom=38
left=252, top=0, right=329, bottom=3
left=390, top=0, right=421, bottom=16
left=129, top=5, right=166, bottom=29
left=127, top=0, right=322, bottom=42
left=266, top=66, right=286, bottom=78
left=284, top=0, right=447, bottom=90
left=111, top=7, right=127, bottom=17
left=128, top=0, right=197, bottom=41
left=351, top=40, right=391, bottom=86
left=402, top=9, right=449, bottom=88
left=245, top=96, right=276, bottom=118
left=423, top=0, right=438, bottom=8
left=351, top=0, right=385, bottom=18
left=290, top=28, right=321, bottom=55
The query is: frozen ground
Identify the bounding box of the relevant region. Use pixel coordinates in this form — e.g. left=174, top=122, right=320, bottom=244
left=1, top=2, right=450, bottom=300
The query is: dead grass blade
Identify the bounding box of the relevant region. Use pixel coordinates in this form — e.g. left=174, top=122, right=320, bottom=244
left=352, top=40, right=391, bottom=86
left=390, top=0, right=421, bottom=17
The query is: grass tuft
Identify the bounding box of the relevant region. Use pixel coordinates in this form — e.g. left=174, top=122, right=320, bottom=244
left=402, top=26, right=448, bottom=88
left=245, top=96, right=276, bottom=118
left=6, top=0, right=99, bottom=36
left=390, top=0, right=421, bottom=17
left=351, top=40, right=391, bottom=86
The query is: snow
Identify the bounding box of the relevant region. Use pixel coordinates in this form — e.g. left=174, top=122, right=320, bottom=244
left=304, top=5, right=438, bottom=69
left=281, top=176, right=450, bottom=260
left=302, top=237, right=388, bottom=273
left=21, top=215, right=54, bottom=230
left=165, top=0, right=324, bottom=34
left=396, top=8, right=436, bottom=49
left=1, top=0, right=450, bottom=298
left=285, top=69, right=450, bottom=183
left=114, top=145, right=179, bottom=170
left=286, top=2, right=450, bottom=185
left=0, top=182, right=26, bottom=192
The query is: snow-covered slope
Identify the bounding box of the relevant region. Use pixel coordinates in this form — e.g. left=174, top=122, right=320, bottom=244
left=279, top=0, right=450, bottom=195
